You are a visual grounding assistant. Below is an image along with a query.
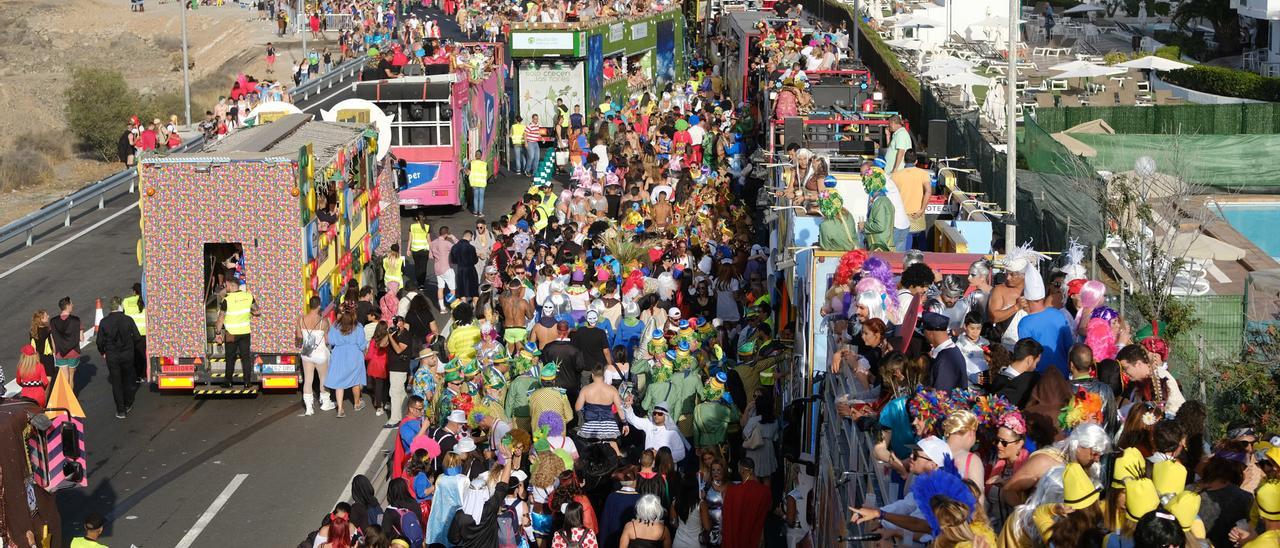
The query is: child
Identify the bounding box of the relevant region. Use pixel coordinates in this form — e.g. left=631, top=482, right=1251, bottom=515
left=16, top=344, right=49, bottom=407
left=366, top=321, right=390, bottom=416
left=955, top=311, right=989, bottom=386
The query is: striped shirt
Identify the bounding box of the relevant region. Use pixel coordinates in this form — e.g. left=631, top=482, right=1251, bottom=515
left=524, top=123, right=543, bottom=143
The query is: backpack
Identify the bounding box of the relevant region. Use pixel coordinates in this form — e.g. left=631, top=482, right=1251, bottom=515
left=389, top=507, right=424, bottom=546
left=554, top=530, right=582, bottom=548
left=495, top=498, right=524, bottom=548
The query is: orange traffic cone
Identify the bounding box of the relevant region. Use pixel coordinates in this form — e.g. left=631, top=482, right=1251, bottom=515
left=46, top=367, right=85, bottom=418
left=93, top=298, right=104, bottom=328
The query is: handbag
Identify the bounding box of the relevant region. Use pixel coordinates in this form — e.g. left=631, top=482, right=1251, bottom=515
left=555, top=149, right=569, bottom=166
left=742, top=418, right=765, bottom=450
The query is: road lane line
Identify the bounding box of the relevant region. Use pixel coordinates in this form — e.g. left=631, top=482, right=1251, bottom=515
left=335, top=427, right=393, bottom=507
left=174, top=473, right=249, bottom=548
left=0, top=202, right=139, bottom=280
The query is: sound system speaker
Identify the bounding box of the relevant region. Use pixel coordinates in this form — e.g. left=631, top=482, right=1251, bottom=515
left=927, top=119, right=949, bottom=160
left=783, top=117, right=805, bottom=148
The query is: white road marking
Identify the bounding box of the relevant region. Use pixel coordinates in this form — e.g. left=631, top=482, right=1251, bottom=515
left=174, top=473, right=249, bottom=548
left=334, top=427, right=393, bottom=506
left=0, top=202, right=139, bottom=280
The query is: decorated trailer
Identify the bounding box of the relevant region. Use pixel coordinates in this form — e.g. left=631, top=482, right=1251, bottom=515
left=137, top=114, right=399, bottom=395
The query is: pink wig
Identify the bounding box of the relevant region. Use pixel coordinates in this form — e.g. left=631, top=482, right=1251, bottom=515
left=1085, top=317, right=1118, bottom=361
left=860, top=257, right=899, bottom=311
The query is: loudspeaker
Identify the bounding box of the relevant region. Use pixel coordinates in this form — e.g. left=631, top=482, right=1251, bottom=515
left=927, top=119, right=949, bottom=160
left=783, top=117, right=805, bottom=148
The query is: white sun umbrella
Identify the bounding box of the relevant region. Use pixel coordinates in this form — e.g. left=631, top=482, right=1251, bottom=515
left=886, top=38, right=927, bottom=50
left=1062, top=3, right=1106, bottom=14
left=922, top=64, right=968, bottom=79
left=925, top=54, right=975, bottom=70
left=937, top=71, right=993, bottom=87
left=1116, top=55, right=1193, bottom=71
left=1053, top=63, right=1126, bottom=79
left=983, top=83, right=1007, bottom=130
left=1050, top=59, right=1102, bottom=72
left=895, top=14, right=946, bottom=28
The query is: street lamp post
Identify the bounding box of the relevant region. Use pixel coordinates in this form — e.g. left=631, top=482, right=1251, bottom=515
left=180, top=0, right=192, bottom=127
left=1004, top=0, right=1018, bottom=253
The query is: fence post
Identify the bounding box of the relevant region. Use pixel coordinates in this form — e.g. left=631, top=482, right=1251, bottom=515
left=64, top=201, right=72, bottom=227
left=1198, top=334, right=1207, bottom=402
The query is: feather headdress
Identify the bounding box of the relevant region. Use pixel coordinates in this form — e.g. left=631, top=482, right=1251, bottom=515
left=1000, top=240, right=1049, bottom=274
left=1058, top=386, right=1105, bottom=432
left=911, top=469, right=977, bottom=538
left=1059, top=238, right=1088, bottom=283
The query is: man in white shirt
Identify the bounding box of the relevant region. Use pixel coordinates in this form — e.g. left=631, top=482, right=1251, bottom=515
left=884, top=173, right=912, bottom=252
left=623, top=400, right=689, bottom=462
left=591, top=138, right=609, bottom=176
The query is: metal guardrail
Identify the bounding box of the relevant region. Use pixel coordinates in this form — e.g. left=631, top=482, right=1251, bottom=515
left=814, top=366, right=896, bottom=547
left=0, top=56, right=368, bottom=252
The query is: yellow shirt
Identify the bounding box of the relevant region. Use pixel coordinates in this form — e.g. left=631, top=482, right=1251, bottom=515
left=447, top=323, right=482, bottom=360
left=511, top=123, right=526, bottom=145
left=1244, top=530, right=1280, bottom=548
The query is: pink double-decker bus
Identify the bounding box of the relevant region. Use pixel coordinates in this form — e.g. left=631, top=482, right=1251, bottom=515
left=354, top=46, right=506, bottom=209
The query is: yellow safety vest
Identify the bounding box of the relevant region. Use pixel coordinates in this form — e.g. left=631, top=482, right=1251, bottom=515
left=224, top=291, right=254, bottom=335
left=469, top=159, right=488, bottom=188
left=409, top=223, right=431, bottom=252
left=383, top=255, right=404, bottom=286
left=511, top=123, right=525, bottom=145
left=122, top=295, right=147, bottom=336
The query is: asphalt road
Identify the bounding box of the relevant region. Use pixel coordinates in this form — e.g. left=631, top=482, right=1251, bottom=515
left=0, top=8, right=541, bottom=546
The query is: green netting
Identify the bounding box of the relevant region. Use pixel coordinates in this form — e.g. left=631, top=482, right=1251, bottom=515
left=1022, top=115, right=1097, bottom=178
left=1068, top=133, right=1280, bottom=191
left=1034, top=104, right=1280, bottom=135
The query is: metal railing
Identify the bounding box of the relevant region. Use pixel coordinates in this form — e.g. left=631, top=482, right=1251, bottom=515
left=0, top=56, right=368, bottom=253
left=814, top=365, right=897, bottom=546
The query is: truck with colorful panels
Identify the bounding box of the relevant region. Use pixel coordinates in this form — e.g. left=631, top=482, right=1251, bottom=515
left=136, top=114, right=400, bottom=395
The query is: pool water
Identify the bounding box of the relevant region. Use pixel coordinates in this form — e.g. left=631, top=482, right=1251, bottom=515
left=1217, top=204, right=1280, bottom=261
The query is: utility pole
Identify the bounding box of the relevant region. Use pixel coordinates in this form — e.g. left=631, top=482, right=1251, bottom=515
left=1004, top=0, right=1018, bottom=253
left=852, top=0, right=860, bottom=60
left=181, top=0, right=192, bottom=127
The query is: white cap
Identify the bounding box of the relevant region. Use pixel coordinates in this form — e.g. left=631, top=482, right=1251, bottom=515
left=448, top=409, right=468, bottom=423
left=512, top=470, right=529, bottom=483
left=453, top=437, right=477, bottom=454
left=668, top=307, right=682, bottom=319
left=913, top=436, right=953, bottom=467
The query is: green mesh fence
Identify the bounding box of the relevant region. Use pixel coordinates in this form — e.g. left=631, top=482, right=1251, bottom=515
left=1067, top=133, right=1280, bottom=191
left=1033, top=104, right=1280, bottom=135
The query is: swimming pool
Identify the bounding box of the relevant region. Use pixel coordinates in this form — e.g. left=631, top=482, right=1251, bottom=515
left=1216, top=203, right=1280, bottom=261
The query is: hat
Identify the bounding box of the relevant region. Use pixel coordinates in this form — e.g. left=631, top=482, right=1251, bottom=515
left=1067, top=278, right=1086, bottom=297
left=677, top=339, right=691, bottom=352
left=448, top=409, right=468, bottom=423
left=419, top=347, right=437, bottom=359
left=653, top=401, right=670, bottom=415
left=1152, top=460, right=1187, bottom=497
left=1266, top=446, right=1280, bottom=468
left=452, top=437, right=477, bottom=454
left=909, top=436, right=952, bottom=467
left=444, top=370, right=463, bottom=383
left=1124, top=478, right=1160, bottom=522
left=1062, top=463, right=1101, bottom=510
left=921, top=312, right=950, bottom=332
left=462, top=360, right=480, bottom=377
left=738, top=340, right=756, bottom=356
left=1164, top=491, right=1201, bottom=532
left=651, top=329, right=664, bottom=340
left=668, top=307, right=682, bottom=319
left=665, top=349, right=677, bottom=361
left=1111, top=447, right=1146, bottom=489
left=824, top=175, right=837, bottom=188
left=1023, top=263, right=1046, bottom=301
left=1257, top=481, right=1280, bottom=520
left=539, top=362, right=558, bottom=381
left=511, top=470, right=529, bottom=484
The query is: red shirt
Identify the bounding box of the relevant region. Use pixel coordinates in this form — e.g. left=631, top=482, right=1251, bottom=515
left=136, top=129, right=158, bottom=151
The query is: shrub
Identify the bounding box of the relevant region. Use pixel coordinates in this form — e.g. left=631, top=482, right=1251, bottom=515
left=15, top=130, right=71, bottom=162
left=1153, top=45, right=1182, bottom=62
left=1162, top=65, right=1280, bottom=102
left=64, top=67, right=140, bottom=162
left=0, top=149, right=54, bottom=192
left=1103, top=51, right=1130, bottom=65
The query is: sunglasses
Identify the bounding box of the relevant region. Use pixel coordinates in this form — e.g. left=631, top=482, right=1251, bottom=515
left=996, top=437, right=1022, bottom=447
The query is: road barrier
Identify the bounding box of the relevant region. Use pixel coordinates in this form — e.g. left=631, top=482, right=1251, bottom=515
left=0, top=56, right=368, bottom=254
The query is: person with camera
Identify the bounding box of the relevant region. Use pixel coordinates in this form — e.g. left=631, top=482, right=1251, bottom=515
left=382, top=315, right=415, bottom=427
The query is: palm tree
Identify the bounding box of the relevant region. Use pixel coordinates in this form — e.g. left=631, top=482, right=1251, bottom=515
left=1172, top=0, right=1243, bottom=57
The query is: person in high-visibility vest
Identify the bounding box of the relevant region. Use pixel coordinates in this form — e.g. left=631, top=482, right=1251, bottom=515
left=215, top=279, right=259, bottom=388
left=468, top=150, right=488, bottom=217
left=408, top=213, right=431, bottom=290
left=510, top=115, right=527, bottom=176
left=383, top=243, right=405, bottom=294
left=122, top=282, right=148, bottom=383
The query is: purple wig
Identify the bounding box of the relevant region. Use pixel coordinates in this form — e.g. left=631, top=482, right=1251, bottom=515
left=861, top=256, right=899, bottom=310
left=1091, top=306, right=1119, bottom=322
left=537, top=410, right=566, bottom=437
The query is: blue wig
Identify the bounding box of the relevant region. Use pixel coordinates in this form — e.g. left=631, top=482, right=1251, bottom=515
left=910, top=467, right=976, bottom=538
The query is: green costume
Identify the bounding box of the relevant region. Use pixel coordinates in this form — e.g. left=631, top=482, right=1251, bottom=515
left=818, top=190, right=861, bottom=251
left=862, top=169, right=894, bottom=251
